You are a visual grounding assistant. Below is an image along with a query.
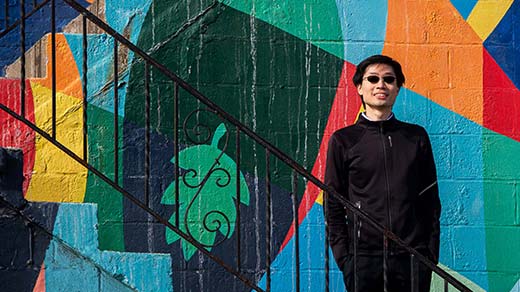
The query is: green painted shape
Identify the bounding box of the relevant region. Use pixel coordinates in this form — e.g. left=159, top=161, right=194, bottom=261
left=84, top=103, right=125, bottom=251
left=126, top=2, right=343, bottom=195
left=218, top=0, right=344, bottom=59
left=430, top=264, right=485, bottom=292
left=482, top=129, right=520, bottom=291
left=161, top=123, right=250, bottom=260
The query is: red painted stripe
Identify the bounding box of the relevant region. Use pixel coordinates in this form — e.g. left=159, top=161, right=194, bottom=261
left=0, top=79, right=36, bottom=195
left=483, top=49, right=520, bottom=142
left=280, top=61, right=361, bottom=250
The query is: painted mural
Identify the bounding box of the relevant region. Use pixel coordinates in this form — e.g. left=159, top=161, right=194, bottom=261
left=0, top=0, right=519, bottom=291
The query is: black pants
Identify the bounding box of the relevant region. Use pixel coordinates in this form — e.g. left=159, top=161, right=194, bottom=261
left=341, top=254, right=432, bottom=292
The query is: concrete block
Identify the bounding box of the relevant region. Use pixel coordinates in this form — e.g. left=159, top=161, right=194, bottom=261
left=451, top=226, right=487, bottom=271
left=439, top=226, right=454, bottom=268
left=483, top=131, right=520, bottom=180
left=430, top=135, right=452, bottom=179
left=483, top=181, right=516, bottom=225
left=439, top=180, right=484, bottom=226
left=53, top=203, right=100, bottom=259
left=451, top=135, right=482, bottom=180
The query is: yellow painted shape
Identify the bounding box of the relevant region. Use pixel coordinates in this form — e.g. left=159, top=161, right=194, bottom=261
left=467, top=0, right=514, bottom=40
left=25, top=82, right=87, bottom=202
left=32, top=34, right=83, bottom=99
left=316, top=190, right=323, bottom=205
left=384, top=0, right=484, bottom=124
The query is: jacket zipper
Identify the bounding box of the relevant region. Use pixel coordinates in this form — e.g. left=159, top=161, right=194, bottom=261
left=379, top=124, right=393, bottom=234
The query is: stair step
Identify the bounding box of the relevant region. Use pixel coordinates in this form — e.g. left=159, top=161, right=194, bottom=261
left=44, top=202, right=173, bottom=292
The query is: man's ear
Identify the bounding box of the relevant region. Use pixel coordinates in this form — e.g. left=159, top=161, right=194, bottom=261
left=357, top=84, right=363, bottom=96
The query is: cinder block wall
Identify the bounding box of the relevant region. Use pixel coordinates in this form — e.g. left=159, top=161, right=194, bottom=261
left=0, top=1, right=519, bottom=291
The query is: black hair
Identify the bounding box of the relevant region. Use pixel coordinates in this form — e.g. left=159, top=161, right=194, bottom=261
left=352, top=55, right=405, bottom=108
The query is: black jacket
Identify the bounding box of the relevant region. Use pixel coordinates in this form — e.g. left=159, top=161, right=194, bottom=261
left=324, top=113, right=441, bottom=268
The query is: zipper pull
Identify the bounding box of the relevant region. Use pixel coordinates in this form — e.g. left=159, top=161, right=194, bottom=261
left=355, top=201, right=362, bottom=238
left=388, top=136, right=393, bottom=147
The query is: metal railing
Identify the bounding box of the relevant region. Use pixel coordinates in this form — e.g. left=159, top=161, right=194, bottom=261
left=0, top=0, right=473, bottom=291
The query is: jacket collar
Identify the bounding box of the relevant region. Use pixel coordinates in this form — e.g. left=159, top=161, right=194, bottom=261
left=356, top=112, right=398, bottom=129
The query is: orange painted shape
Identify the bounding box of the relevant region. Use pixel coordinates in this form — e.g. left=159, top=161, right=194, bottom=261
left=384, top=0, right=483, bottom=124
left=33, top=263, right=45, bottom=292
left=280, top=61, right=362, bottom=250
left=32, top=34, right=82, bottom=99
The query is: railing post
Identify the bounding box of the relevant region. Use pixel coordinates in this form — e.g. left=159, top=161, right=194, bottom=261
left=236, top=126, right=241, bottom=270
left=82, top=14, right=88, bottom=161
left=383, top=235, right=389, bottom=292
left=144, top=63, right=150, bottom=208
left=411, top=253, right=417, bottom=292
left=323, top=191, right=330, bottom=292
left=20, top=0, right=26, bottom=118
left=265, top=149, right=271, bottom=292
left=353, top=211, right=358, bottom=292
left=4, top=0, right=8, bottom=28
left=113, top=39, right=119, bottom=185
left=173, top=82, right=179, bottom=227
left=291, top=171, right=300, bottom=292
left=51, top=0, right=56, bottom=139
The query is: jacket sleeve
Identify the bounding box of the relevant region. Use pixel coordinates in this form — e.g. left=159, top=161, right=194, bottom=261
left=419, top=130, right=441, bottom=263
left=324, top=134, right=350, bottom=268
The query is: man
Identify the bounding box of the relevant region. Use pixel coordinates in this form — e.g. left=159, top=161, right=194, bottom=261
left=324, top=55, right=441, bottom=292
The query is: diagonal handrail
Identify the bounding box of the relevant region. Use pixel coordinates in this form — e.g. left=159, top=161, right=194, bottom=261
left=0, top=0, right=50, bottom=39
left=61, top=1, right=473, bottom=290
left=0, top=0, right=474, bottom=291
left=0, top=102, right=264, bottom=292
left=0, top=194, right=139, bottom=291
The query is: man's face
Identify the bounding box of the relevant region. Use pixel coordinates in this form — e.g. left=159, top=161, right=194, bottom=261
left=357, top=63, right=399, bottom=112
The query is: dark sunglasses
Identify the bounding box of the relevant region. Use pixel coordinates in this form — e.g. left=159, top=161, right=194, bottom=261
left=363, top=75, right=396, bottom=84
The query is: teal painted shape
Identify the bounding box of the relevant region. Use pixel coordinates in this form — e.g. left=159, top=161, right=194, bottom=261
left=335, top=0, right=386, bottom=64
left=65, top=34, right=126, bottom=116
left=106, top=0, right=153, bottom=44
left=450, top=0, right=478, bottom=20
left=44, top=203, right=173, bottom=292
left=45, top=238, right=135, bottom=292
left=162, top=123, right=250, bottom=260
left=255, top=203, right=345, bottom=291
left=393, top=88, right=488, bottom=290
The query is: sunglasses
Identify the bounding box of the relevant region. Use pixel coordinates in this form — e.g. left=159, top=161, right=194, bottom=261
left=363, top=75, right=396, bottom=84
